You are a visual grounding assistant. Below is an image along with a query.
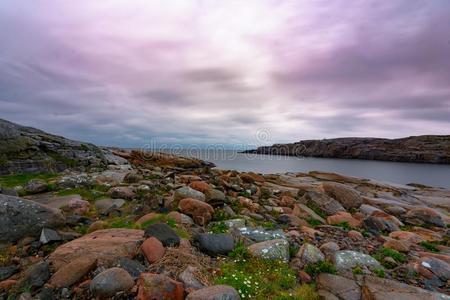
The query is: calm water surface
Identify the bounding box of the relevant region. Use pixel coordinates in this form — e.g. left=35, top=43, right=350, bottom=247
left=170, top=150, right=450, bottom=188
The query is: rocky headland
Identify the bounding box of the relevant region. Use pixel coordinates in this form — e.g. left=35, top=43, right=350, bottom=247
left=243, top=136, right=450, bottom=164
left=0, top=120, right=449, bottom=299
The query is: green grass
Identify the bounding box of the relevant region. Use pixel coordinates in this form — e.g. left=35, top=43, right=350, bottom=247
left=139, top=215, right=191, bottom=239
left=305, top=202, right=326, bottom=219
left=334, top=222, right=351, bottom=231
left=261, top=221, right=276, bottom=230
left=210, top=222, right=228, bottom=234
left=371, top=267, right=385, bottom=278
left=0, top=173, right=57, bottom=188
left=373, top=248, right=406, bottom=268
left=229, top=241, right=251, bottom=260
left=304, top=261, right=337, bottom=277
left=56, top=186, right=107, bottom=201
left=352, top=265, right=363, bottom=275
left=215, top=256, right=298, bottom=299
left=419, top=241, right=440, bottom=252
left=272, top=284, right=320, bottom=300
left=212, top=210, right=231, bottom=221
left=306, top=218, right=322, bottom=227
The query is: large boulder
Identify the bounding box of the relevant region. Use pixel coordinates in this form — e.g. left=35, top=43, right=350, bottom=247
left=248, top=239, right=289, bottom=261
left=90, top=267, right=134, bottom=298
left=48, top=229, right=144, bottom=271
left=332, top=250, right=382, bottom=272
left=179, top=198, right=214, bottom=226
left=299, top=191, right=345, bottom=216
left=321, top=182, right=363, bottom=209
left=0, top=118, right=106, bottom=175
left=362, top=275, right=450, bottom=300
left=317, top=273, right=361, bottom=300
left=194, top=233, right=235, bottom=256
left=0, top=194, right=65, bottom=243
left=137, top=273, right=184, bottom=300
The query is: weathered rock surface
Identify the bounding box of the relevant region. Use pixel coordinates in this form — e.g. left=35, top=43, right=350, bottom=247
left=0, top=118, right=107, bottom=175
left=186, top=285, right=240, bottom=300
left=0, top=194, right=65, bottom=243
left=332, top=250, right=382, bottom=272
left=144, top=223, right=180, bottom=247
left=248, top=239, right=289, bottom=261
left=194, top=233, right=235, bottom=256
left=90, top=267, right=134, bottom=298
left=48, top=229, right=144, bottom=270
left=137, top=273, right=184, bottom=300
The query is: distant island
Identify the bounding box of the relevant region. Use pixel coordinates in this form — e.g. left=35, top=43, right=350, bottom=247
left=243, top=136, right=450, bottom=164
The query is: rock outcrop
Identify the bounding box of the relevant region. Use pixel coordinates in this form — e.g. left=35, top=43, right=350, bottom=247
left=0, top=118, right=107, bottom=175
left=243, top=135, right=450, bottom=164
left=0, top=194, right=65, bottom=243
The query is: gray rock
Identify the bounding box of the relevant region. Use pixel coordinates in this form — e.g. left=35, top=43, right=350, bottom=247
left=238, top=227, right=286, bottom=242
left=56, top=174, right=93, bottom=189
left=319, top=242, right=340, bottom=257
left=186, top=285, right=240, bottom=300
left=24, top=179, right=48, bottom=194
left=108, top=186, right=135, bottom=200
left=144, top=223, right=180, bottom=247
left=360, top=204, right=383, bottom=216
left=296, top=243, right=325, bottom=266
left=95, top=198, right=126, bottom=214
left=322, top=182, right=362, bottom=209
left=194, top=233, right=235, bottom=256
left=223, top=219, right=246, bottom=229
left=0, top=265, right=19, bottom=281
left=90, top=267, right=134, bottom=298
left=363, top=275, right=450, bottom=300
left=40, top=228, right=62, bottom=244
left=0, top=118, right=106, bottom=175
left=123, top=171, right=143, bottom=183
left=205, top=188, right=226, bottom=205
left=248, top=239, right=289, bottom=261
left=300, top=191, right=345, bottom=216
left=419, top=257, right=450, bottom=281
left=17, top=261, right=51, bottom=290
left=317, top=273, right=361, bottom=300
left=115, top=257, right=146, bottom=279
left=179, top=266, right=206, bottom=291
left=173, top=186, right=205, bottom=202
left=332, top=250, right=382, bottom=272
left=0, top=194, right=65, bottom=243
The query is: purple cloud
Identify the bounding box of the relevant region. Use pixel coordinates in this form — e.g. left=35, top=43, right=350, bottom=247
left=0, top=0, right=449, bottom=147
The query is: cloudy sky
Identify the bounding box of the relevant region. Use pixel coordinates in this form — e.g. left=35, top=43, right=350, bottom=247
left=1, top=1, right=449, bottom=148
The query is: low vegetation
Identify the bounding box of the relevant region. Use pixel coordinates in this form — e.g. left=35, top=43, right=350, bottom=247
left=304, top=261, right=337, bottom=277
left=0, top=173, right=57, bottom=189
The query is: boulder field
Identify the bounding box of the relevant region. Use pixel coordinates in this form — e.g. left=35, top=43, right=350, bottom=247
left=0, top=135, right=449, bottom=298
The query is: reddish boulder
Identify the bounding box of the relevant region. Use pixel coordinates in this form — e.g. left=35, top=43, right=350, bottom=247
left=179, top=198, right=214, bottom=226
left=189, top=181, right=210, bottom=193
left=137, top=273, right=184, bottom=300
left=141, top=237, right=165, bottom=263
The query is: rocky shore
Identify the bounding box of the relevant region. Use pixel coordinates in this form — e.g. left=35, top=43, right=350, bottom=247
left=0, top=122, right=450, bottom=299
left=243, top=136, right=450, bottom=164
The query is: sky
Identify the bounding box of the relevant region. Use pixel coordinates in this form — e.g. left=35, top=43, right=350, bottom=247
left=0, top=0, right=449, bottom=148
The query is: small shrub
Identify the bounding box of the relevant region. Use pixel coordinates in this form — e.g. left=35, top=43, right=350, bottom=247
left=289, top=245, right=299, bottom=258
left=419, top=241, right=439, bottom=252
left=306, top=218, right=322, bottom=227
left=261, top=221, right=276, bottom=230
left=304, top=261, right=337, bottom=277
left=0, top=248, right=13, bottom=267
left=229, top=241, right=250, bottom=260
left=373, top=248, right=406, bottom=268
left=334, top=222, right=351, bottom=231
left=213, top=210, right=230, bottom=221
left=352, top=265, right=363, bottom=275
left=210, top=222, right=228, bottom=234
left=372, top=267, right=385, bottom=278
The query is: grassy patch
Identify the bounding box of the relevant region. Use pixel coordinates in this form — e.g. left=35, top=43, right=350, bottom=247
left=210, top=222, right=228, bottom=234
left=229, top=241, right=251, bottom=260
left=352, top=265, right=363, bottom=275
left=419, top=241, right=440, bottom=252
left=304, top=261, right=337, bottom=277
left=306, top=218, right=322, bottom=227
left=261, top=221, right=276, bottom=230
left=56, top=186, right=107, bottom=201
left=212, top=210, right=232, bottom=221
left=305, top=202, right=326, bottom=219
left=0, top=248, right=13, bottom=267
left=371, top=267, right=385, bottom=278
left=0, top=173, right=57, bottom=188
left=215, top=256, right=298, bottom=299
left=373, top=248, right=406, bottom=268
left=272, top=284, right=320, bottom=300
left=334, top=222, right=351, bottom=231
